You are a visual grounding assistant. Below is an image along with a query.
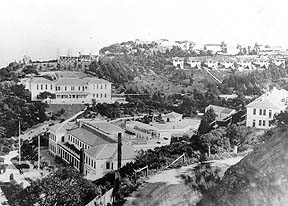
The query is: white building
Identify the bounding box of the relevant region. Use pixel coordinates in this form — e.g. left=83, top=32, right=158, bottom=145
left=274, top=58, right=286, bottom=67
left=84, top=143, right=135, bottom=179
left=49, top=119, right=136, bottom=179
left=187, top=57, right=201, bottom=69
left=21, top=72, right=113, bottom=104
left=126, top=112, right=200, bottom=145
left=246, top=88, right=288, bottom=129
left=172, top=57, right=184, bottom=69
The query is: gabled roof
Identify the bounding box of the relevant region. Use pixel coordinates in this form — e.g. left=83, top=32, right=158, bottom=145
left=31, top=77, right=52, bottom=84
left=82, top=77, right=111, bottom=84
left=246, top=98, right=281, bottom=110
left=246, top=88, right=288, bottom=110
left=67, top=124, right=117, bottom=147
left=85, top=121, right=124, bottom=134
left=85, top=143, right=136, bottom=160
left=162, top=112, right=182, bottom=119
left=55, top=78, right=87, bottom=86
left=49, top=121, right=75, bottom=133
left=206, top=105, right=235, bottom=115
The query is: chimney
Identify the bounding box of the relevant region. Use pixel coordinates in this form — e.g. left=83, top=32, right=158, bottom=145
left=117, top=133, right=122, bottom=169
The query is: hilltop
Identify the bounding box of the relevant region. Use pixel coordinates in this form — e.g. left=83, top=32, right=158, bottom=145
left=198, top=128, right=288, bottom=206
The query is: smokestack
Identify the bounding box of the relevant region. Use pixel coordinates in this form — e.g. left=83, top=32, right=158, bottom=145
left=79, top=148, right=84, bottom=175
left=117, top=133, right=122, bottom=169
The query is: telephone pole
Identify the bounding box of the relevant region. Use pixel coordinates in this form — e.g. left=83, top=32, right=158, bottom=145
left=38, top=135, right=40, bottom=172
left=18, top=121, right=21, bottom=165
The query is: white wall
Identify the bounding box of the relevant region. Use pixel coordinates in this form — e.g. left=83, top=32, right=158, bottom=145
left=246, top=107, right=279, bottom=129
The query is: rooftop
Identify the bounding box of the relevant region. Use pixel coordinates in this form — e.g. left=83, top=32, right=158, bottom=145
left=162, top=112, right=183, bottom=119
left=85, top=143, right=136, bottom=160
left=68, top=124, right=117, bottom=147
left=206, top=105, right=236, bottom=115
left=151, top=118, right=201, bottom=131
left=246, top=88, right=288, bottom=110
left=82, top=77, right=111, bottom=84
left=55, top=78, right=87, bottom=86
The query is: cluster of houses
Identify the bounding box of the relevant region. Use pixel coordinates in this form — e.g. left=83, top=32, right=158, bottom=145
left=20, top=71, right=126, bottom=104
left=172, top=56, right=286, bottom=70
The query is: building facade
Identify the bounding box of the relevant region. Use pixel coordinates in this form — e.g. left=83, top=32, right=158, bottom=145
left=49, top=120, right=136, bottom=179
left=21, top=73, right=113, bottom=104
left=246, top=88, right=288, bottom=129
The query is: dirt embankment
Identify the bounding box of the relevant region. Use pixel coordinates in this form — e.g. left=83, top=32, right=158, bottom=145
left=198, top=128, right=288, bottom=206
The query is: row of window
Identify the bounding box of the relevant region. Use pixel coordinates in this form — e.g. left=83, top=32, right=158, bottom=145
left=59, top=147, right=80, bottom=169
left=92, top=93, right=107, bottom=98
left=252, top=119, right=272, bottom=127
left=68, top=135, right=90, bottom=149
left=92, top=84, right=107, bottom=90
left=56, top=86, right=88, bottom=91
left=36, top=84, right=53, bottom=90
left=253, top=109, right=272, bottom=118
left=85, top=155, right=96, bottom=169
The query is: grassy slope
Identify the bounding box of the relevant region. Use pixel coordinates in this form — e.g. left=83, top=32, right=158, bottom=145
left=198, top=128, right=288, bottom=206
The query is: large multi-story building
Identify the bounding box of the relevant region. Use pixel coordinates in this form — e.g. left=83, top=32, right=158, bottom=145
left=21, top=72, right=112, bottom=104
left=49, top=119, right=136, bottom=179
left=246, top=88, right=288, bottom=129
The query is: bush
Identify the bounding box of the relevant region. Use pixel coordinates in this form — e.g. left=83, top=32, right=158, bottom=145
left=2, top=146, right=10, bottom=154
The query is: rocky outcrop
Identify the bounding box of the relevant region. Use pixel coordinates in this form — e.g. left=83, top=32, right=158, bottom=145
left=198, top=128, right=288, bottom=206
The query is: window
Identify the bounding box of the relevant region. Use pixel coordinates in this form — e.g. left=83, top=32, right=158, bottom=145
left=71, top=86, right=75, bottom=91
left=91, top=159, right=93, bottom=167
left=96, top=94, right=99, bottom=98
left=100, top=85, right=103, bottom=89
left=93, top=94, right=95, bottom=98
left=37, top=84, right=39, bottom=90
left=269, top=110, right=272, bottom=118
left=51, top=84, right=53, bottom=90
left=259, top=120, right=262, bottom=126
left=97, top=84, right=98, bottom=89
left=65, top=86, right=67, bottom=91
left=263, top=109, right=266, bottom=116
left=253, top=109, right=256, bottom=115
left=269, top=121, right=272, bottom=127
left=41, top=84, right=43, bottom=90
left=105, top=84, right=107, bottom=89
left=259, top=109, right=262, bottom=115
left=106, top=162, right=110, bottom=169
left=104, top=94, right=107, bottom=98
left=78, top=86, right=81, bottom=91
left=93, top=84, right=95, bottom=89
left=263, top=120, right=266, bottom=126
left=100, top=94, right=103, bottom=98
left=45, top=84, right=47, bottom=90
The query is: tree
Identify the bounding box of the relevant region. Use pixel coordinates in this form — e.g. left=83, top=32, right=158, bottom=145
left=226, top=124, right=251, bottom=153
left=198, top=108, right=217, bottom=135
left=272, top=110, right=288, bottom=130
left=10, top=166, right=100, bottom=206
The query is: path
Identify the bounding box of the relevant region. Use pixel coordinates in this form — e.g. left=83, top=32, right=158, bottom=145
left=124, top=156, right=244, bottom=206
left=0, top=150, right=49, bottom=205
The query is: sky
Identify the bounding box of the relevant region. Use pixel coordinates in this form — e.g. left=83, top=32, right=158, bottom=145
left=0, top=0, right=288, bottom=67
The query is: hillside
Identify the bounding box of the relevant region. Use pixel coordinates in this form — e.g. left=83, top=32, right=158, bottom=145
left=198, top=128, right=288, bottom=206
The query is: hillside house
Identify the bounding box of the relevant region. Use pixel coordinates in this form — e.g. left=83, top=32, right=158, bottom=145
left=246, top=88, right=288, bottom=129
left=172, top=57, right=184, bottom=69
left=274, top=58, right=286, bottom=67
left=187, top=57, right=201, bottom=69
left=205, top=105, right=236, bottom=126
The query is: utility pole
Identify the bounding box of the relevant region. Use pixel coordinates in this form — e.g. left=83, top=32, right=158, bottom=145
left=18, top=121, right=21, bottom=165
left=113, top=133, right=122, bottom=203
left=38, top=135, right=40, bottom=173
